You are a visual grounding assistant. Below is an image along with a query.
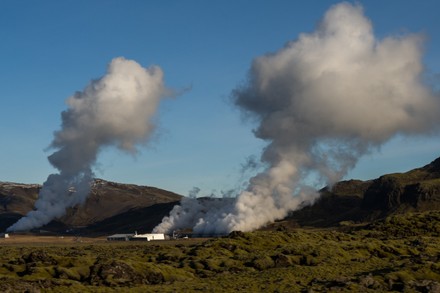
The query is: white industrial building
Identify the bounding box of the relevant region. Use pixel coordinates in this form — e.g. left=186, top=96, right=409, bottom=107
left=0, top=233, right=9, bottom=238
left=107, top=232, right=165, bottom=241
left=131, top=232, right=165, bottom=241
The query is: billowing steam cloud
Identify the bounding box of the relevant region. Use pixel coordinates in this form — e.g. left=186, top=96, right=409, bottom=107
left=8, top=57, right=171, bottom=231
left=154, top=2, right=440, bottom=234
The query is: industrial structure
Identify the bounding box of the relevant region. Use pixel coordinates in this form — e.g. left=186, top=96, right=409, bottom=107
left=106, top=232, right=165, bottom=241
left=131, top=232, right=165, bottom=241
left=106, top=233, right=135, bottom=241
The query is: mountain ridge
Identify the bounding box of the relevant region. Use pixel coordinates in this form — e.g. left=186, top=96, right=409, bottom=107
left=283, top=157, right=440, bottom=228
left=1, top=156, right=440, bottom=234
left=0, top=178, right=182, bottom=233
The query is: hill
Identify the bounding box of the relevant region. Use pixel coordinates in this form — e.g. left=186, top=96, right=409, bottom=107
left=1, top=156, right=440, bottom=234
left=0, top=179, right=181, bottom=234
left=0, top=182, right=40, bottom=232
left=283, top=157, right=440, bottom=228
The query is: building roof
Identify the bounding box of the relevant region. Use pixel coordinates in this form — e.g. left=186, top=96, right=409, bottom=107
left=107, top=234, right=134, bottom=238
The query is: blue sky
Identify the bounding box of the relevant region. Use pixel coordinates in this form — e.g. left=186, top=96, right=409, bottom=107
left=1, top=0, right=439, bottom=196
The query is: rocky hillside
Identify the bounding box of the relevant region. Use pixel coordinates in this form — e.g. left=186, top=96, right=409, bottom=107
left=0, top=179, right=181, bottom=233
left=2, top=157, right=440, bottom=234
left=285, top=157, right=440, bottom=227
left=0, top=182, right=40, bottom=232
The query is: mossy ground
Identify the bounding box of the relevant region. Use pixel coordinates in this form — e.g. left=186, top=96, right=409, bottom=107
left=1, top=211, right=439, bottom=292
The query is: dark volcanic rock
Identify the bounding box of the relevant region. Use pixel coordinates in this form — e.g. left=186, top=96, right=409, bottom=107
left=89, top=260, right=147, bottom=286
left=362, top=175, right=405, bottom=210
left=23, top=251, right=57, bottom=266
left=287, top=156, right=440, bottom=227
left=285, top=180, right=371, bottom=227
left=362, top=157, right=440, bottom=213
left=423, top=156, right=440, bottom=174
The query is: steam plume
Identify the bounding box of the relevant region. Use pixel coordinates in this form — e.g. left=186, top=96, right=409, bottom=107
left=188, top=187, right=201, bottom=198
left=8, top=57, right=171, bottom=231
left=155, top=2, right=440, bottom=234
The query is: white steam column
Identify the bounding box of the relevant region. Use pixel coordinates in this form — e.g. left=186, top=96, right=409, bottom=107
left=8, top=57, right=173, bottom=232
left=154, top=2, right=440, bottom=235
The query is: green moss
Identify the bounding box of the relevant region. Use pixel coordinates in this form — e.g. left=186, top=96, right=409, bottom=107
left=0, top=211, right=439, bottom=292
left=413, top=267, right=440, bottom=281
left=252, top=256, right=275, bottom=270
left=387, top=270, right=415, bottom=283
left=156, top=264, right=194, bottom=282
